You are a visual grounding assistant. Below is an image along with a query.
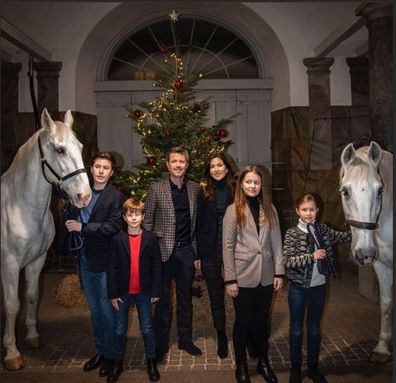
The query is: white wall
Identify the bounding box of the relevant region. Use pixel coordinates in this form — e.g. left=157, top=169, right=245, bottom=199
left=2, top=1, right=119, bottom=112
left=245, top=2, right=363, bottom=106
left=1, top=2, right=364, bottom=113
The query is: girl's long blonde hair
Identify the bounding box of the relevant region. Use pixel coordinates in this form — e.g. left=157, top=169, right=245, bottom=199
left=234, top=165, right=276, bottom=229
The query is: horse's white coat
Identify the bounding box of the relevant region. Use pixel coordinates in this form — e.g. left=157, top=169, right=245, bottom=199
left=1, top=109, right=92, bottom=369
left=340, top=141, right=393, bottom=362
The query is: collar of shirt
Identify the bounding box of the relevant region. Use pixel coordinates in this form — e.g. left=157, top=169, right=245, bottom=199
left=169, top=177, right=186, bottom=190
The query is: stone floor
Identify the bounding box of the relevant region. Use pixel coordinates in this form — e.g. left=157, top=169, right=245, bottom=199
left=0, top=268, right=393, bottom=383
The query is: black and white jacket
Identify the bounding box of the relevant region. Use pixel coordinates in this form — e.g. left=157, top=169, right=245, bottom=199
left=283, top=222, right=351, bottom=288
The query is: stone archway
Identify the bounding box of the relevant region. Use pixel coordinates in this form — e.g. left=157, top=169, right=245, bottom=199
left=75, top=1, right=289, bottom=114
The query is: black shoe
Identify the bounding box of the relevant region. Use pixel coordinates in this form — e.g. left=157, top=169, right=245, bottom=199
left=83, top=354, right=104, bottom=372
left=155, top=346, right=169, bottom=363
left=235, top=362, right=251, bottom=383
left=257, top=358, right=278, bottom=383
left=307, top=365, right=328, bottom=383
left=178, top=341, right=202, bottom=356
left=289, top=366, right=302, bottom=383
left=147, top=358, right=160, bottom=381
left=99, top=358, right=113, bottom=377
left=106, top=359, right=123, bottom=383
left=217, top=332, right=228, bottom=359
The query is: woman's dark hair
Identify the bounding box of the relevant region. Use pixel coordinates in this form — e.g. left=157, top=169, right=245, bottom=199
left=203, top=153, right=236, bottom=201
left=91, top=151, right=116, bottom=169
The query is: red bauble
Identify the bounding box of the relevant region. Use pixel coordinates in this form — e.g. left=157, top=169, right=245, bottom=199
left=158, top=80, right=164, bottom=88
left=164, top=131, right=171, bottom=137
left=134, top=109, right=143, bottom=118
left=212, top=134, right=220, bottom=141
left=218, top=128, right=229, bottom=138
left=196, top=150, right=203, bottom=157
left=146, top=156, right=157, bottom=167
left=173, top=80, right=183, bottom=89
left=199, top=126, right=206, bottom=133
left=203, top=102, right=209, bottom=109
left=175, top=52, right=182, bottom=59
left=160, top=47, right=166, bottom=53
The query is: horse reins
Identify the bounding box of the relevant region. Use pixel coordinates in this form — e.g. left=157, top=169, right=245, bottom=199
left=345, top=219, right=378, bottom=230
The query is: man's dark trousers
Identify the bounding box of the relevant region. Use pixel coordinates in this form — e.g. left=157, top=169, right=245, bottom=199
left=154, top=243, right=195, bottom=352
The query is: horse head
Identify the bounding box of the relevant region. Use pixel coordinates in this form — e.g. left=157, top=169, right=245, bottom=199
left=39, top=109, right=92, bottom=208
left=340, top=141, right=383, bottom=266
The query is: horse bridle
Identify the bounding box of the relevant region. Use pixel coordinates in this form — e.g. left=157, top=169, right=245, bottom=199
left=38, top=135, right=88, bottom=191
left=345, top=219, right=378, bottom=230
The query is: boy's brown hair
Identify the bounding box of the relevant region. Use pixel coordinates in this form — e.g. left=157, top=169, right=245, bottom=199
left=123, top=198, right=145, bottom=214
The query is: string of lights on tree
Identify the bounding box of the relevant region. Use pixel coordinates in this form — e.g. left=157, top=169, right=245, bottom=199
left=113, top=10, right=237, bottom=200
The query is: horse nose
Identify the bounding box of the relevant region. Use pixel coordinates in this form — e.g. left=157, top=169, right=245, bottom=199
left=355, top=248, right=377, bottom=265
left=77, top=192, right=92, bottom=207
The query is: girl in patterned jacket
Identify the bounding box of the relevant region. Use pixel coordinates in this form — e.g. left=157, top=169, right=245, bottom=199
left=283, top=194, right=351, bottom=383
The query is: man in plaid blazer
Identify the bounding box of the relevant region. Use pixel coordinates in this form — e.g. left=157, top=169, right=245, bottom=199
left=143, top=146, right=201, bottom=362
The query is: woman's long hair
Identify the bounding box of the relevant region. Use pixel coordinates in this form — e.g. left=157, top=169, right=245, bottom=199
left=202, top=153, right=236, bottom=201
left=234, top=165, right=276, bottom=229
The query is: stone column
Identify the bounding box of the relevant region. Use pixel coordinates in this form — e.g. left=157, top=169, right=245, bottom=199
left=33, top=61, right=63, bottom=114
left=1, top=61, right=22, bottom=174
left=356, top=2, right=392, bottom=151
left=345, top=57, right=369, bottom=106
left=303, top=57, right=334, bottom=170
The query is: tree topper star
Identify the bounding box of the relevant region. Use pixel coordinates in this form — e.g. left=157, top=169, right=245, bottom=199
left=168, top=9, right=180, bottom=23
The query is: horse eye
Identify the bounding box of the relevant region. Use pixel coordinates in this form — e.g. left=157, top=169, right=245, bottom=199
left=55, top=147, right=65, bottom=154
left=378, top=187, right=383, bottom=197
left=340, top=188, right=349, bottom=198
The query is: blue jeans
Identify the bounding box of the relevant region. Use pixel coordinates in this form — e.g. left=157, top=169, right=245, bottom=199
left=80, top=254, right=117, bottom=359
left=288, top=283, right=326, bottom=365
left=115, top=293, right=156, bottom=359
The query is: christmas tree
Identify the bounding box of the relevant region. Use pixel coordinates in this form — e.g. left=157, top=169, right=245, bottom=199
left=114, top=50, right=237, bottom=200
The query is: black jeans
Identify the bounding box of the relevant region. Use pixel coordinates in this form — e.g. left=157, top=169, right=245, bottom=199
left=201, top=259, right=225, bottom=333
left=232, top=284, right=273, bottom=363
left=154, top=244, right=195, bottom=351
left=288, top=283, right=326, bottom=365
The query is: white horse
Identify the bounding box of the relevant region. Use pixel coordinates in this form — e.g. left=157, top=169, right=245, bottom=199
left=340, top=141, right=393, bottom=363
left=1, top=109, right=92, bottom=370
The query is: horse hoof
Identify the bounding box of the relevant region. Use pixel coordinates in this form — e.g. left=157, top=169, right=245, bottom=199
left=369, top=352, right=391, bottom=364
left=4, top=356, right=25, bottom=371
left=26, top=337, right=41, bottom=348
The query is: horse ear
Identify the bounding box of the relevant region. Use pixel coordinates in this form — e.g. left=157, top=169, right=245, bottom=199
left=41, top=108, right=56, bottom=133
left=63, top=109, right=74, bottom=130
left=341, top=143, right=356, bottom=166
left=367, top=141, right=382, bottom=168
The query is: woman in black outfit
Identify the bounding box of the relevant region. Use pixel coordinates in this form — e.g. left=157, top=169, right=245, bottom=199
left=196, top=153, right=235, bottom=359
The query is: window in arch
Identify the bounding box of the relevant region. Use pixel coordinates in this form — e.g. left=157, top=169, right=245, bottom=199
left=107, top=18, right=259, bottom=80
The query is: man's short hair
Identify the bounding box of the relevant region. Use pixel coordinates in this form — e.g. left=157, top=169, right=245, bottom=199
left=123, top=198, right=145, bottom=214
left=92, top=151, right=116, bottom=169
left=166, top=146, right=189, bottom=162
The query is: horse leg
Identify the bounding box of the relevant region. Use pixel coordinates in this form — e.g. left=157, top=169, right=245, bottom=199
left=370, top=261, right=392, bottom=363
left=1, top=258, right=24, bottom=370
left=24, top=254, right=47, bottom=349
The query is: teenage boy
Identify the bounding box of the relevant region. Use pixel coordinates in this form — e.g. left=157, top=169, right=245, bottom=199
left=107, top=199, right=162, bottom=382
left=65, top=151, right=125, bottom=379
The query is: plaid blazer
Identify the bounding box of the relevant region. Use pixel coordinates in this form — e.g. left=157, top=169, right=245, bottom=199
left=143, top=177, right=200, bottom=262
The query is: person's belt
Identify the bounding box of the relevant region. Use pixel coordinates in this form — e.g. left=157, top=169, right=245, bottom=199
left=175, top=240, right=191, bottom=248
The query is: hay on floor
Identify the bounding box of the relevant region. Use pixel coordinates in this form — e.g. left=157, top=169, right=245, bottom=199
left=55, top=274, right=88, bottom=309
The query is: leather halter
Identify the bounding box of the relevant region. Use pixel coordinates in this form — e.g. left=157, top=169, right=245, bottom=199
left=345, top=219, right=378, bottom=230
left=38, top=135, right=87, bottom=192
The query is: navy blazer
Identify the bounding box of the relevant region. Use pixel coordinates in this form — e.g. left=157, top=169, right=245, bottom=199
left=107, top=228, right=163, bottom=299
left=196, top=184, right=234, bottom=261
left=68, top=182, right=125, bottom=272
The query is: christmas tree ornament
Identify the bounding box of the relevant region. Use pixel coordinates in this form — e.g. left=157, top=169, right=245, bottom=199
left=168, top=9, right=180, bottom=23
left=164, top=130, right=171, bottom=137
left=173, top=79, right=183, bottom=89
left=134, top=109, right=143, bottom=118
left=202, top=101, right=209, bottom=109
left=218, top=128, right=229, bottom=138
left=212, top=133, right=220, bottom=141
left=146, top=156, right=157, bottom=166
left=199, top=126, right=206, bottom=133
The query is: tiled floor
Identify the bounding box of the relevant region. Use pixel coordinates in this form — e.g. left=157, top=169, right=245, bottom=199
left=1, top=269, right=384, bottom=375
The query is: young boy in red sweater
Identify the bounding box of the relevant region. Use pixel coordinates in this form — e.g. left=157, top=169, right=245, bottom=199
left=107, top=199, right=162, bottom=383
